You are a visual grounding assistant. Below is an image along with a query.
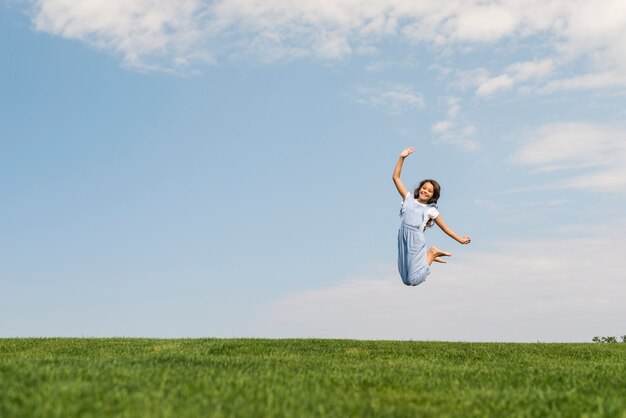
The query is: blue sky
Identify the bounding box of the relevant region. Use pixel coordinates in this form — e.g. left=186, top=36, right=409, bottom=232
left=2, top=0, right=626, bottom=341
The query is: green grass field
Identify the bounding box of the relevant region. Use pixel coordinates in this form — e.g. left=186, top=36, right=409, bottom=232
left=1, top=338, right=625, bottom=417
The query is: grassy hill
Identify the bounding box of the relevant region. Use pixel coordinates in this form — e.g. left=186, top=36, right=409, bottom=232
left=1, top=338, right=625, bottom=417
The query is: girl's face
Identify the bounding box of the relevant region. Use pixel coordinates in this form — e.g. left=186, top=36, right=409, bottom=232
left=417, top=182, right=434, bottom=203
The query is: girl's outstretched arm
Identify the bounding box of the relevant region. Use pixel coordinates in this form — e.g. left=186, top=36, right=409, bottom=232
left=393, top=147, right=414, bottom=198
left=434, top=217, right=471, bottom=244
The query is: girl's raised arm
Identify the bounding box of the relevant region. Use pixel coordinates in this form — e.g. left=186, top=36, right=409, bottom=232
left=392, top=147, right=414, bottom=198
left=433, top=217, right=471, bottom=244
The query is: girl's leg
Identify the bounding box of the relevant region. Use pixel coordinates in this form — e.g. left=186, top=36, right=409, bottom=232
left=427, top=246, right=451, bottom=265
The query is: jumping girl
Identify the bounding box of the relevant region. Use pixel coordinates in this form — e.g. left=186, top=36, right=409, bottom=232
left=393, top=146, right=471, bottom=286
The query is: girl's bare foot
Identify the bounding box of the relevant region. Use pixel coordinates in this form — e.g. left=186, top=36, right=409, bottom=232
left=427, top=246, right=451, bottom=265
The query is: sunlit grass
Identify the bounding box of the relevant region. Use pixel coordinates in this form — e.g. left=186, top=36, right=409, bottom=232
left=1, top=338, right=625, bottom=417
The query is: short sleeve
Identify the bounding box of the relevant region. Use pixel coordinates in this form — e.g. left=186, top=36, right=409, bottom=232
left=427, top=206, right=439, bottom=220
left=400, top=192, right=412, bottom=215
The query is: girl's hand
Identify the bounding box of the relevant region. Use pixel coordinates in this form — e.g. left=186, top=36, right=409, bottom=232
left=400, top=147, right=415, bottom=158
left=460, top=236, right=471, bottom=245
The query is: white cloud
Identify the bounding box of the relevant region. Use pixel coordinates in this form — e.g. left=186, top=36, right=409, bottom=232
left=553, top=0, right=626, bottom=68
left=451, top=67, right=491, bottom=92
left=356, top=83, right=425, bottom=114
left=312, top=30, right=352, bottom=59
left=445, top=96, right=460, bottom=118
left=435, top=128, right=478, bottom=151
left=476, top=75, right=514, bottom=96
left=436, top=129, right=478, bottom=151
left=431, top=96, right=478, bottom=151
left=508, top=59, right=555, bottom=81
left=365, top=56, right=419, bottom=72
left=539, top=71, right=626, bottom=93
left=30, top=0, right=208, bottom=71
left=512, top=122, right=626, bottom=192
left=444, top=4, right=520, bottom=42
left=475, top=59, right=555, bottom=96
left=25, top=0, right=626, bottom=82
left=249, top=234, right=626, bottom=342
left=431, top=121, right=450, bottom=133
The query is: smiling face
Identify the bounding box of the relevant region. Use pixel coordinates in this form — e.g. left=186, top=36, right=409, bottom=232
left=417, top=182, right=434, bottom=203
left=414, top=179, right=440, bottom=204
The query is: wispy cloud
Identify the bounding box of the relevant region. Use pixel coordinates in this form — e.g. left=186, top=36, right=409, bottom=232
left=365, top=57, right=419, bottom=73
left=512, top=122, right=626, bottom=192
left=249, top=234, right=626, bottom=342
left=476, top=59, right=555, bottom=96
left=25, top=0, right=626, bottom=84
left=30, top=0, right=209, bottom=72
left=430, top=96, right=478, bottom=151
left=538, top=71, right=626, bottom=93
left=355, top=83, right=425, bottom=115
